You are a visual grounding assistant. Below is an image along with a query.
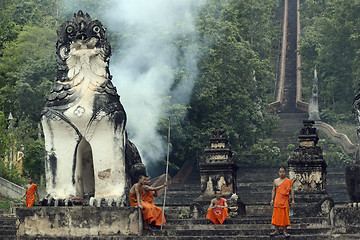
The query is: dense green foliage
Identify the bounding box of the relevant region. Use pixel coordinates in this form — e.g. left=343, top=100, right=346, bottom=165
left=297, top=0, right=360, bottom=167
left=299, top=0, right=360, bottom=124
left=0, top=194, right=24, bottom=212
left=163, top=0, right=282, bottom=172
left=0, top=0, right=59, bottom=183
left=1, top=0, right=353, bottom=181
left=0, top=0, right=284, bottom=178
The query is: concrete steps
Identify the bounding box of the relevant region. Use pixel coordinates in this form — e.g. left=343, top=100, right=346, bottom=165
left=271, top=112, right=308, bottom=150
left=166, top=216, right=329, bottom=225
left=0, top=215, right=16, bottom=239
left=10, top=167, right=349, bottom=239
left=135, top=235, right=360, bottom=240
left=145, top=167, right=348, bottom=239
left=132, top=209, right=333, bottom=239
left=19, top=235, right=360, bottom=240
left=141, top=207, right=332, bottom=239
left=157, top=167, right=348, bottom=206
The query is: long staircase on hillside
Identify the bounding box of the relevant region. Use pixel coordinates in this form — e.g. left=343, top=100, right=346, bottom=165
left=281, top=0, right=298, bottom=113
left=269, top=0, right=357, bottom=154
left=269, top=0, right=309, bottom=151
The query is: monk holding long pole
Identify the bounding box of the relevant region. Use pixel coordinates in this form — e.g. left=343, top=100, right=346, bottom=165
left=142, top=177, right=168, bottom=228
left=161, top=116, right=171, bottom=230
left=129, top=175, right=166, bottom=230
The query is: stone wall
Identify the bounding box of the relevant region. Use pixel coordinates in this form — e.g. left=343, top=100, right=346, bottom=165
left=330, top=206, right=360, bottom=234
left=0, top=177, right=25, bottom=199
left=16, top=206, right=142, bottom=237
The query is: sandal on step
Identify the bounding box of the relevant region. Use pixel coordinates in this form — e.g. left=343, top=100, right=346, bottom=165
left=269, top=231, right=280, bottom=236
left=284, top=233, right=290, bottom=238
left=143, top=225, right=152, bottom=231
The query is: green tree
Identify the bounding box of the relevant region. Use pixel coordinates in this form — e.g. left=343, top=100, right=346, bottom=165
left=0, top=111, right=12, bottom=158
left=0, top=25, right=56, bottom=124
left=0, top=0, right=60, bottom=183
left=161, top=0, right=281, bottom=170
left=0, top=111, right=25, bottom=186
left=300, top=0, right=360, bottom=123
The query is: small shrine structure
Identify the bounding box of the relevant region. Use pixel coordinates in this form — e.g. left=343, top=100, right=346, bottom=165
left=191, top=127, right=245, bottom=217
left=288, top=120, right=327, bottom=194
left=199, top=127, right=238, bottom=197
left=288, top=120, right=332, bottom=216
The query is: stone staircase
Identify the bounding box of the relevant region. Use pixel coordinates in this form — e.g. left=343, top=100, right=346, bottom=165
left=5, top=168, right=350, bottom=239
left=238, top=167, right=348, bottom=205
left=268, top=0, right=310, bottom=152
left=281, top=0, right=298, bottom=113
left=272, top=112, right=308, bottom=151
left=0, top=214, right=16, bottom=240
left=141, top=216, right=333, bottom=240
left=138, top=167, right=349, bottom=240
left=155, top=171, right=202, bottom=207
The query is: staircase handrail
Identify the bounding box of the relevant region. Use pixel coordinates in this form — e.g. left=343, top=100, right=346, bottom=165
left=0, top=177, right=25, bottom=199
left=315, top=121, right=358, bottom=155
left=270, top=0, right=287, bottom=109
left=295, top=0, right=308, bottom=112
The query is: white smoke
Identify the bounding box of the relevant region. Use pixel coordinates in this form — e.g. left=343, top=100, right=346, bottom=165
left=108, top=0, right=206, bottom=166
left=59, top=0, right=206, bottom=166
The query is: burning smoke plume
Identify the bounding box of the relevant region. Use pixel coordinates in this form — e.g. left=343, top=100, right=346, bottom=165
left=60, top=0, right=206, bottom=167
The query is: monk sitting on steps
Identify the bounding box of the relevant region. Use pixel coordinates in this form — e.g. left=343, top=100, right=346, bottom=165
left=142, top=176, right=168, bottom=229
left=270, top=167, right=295, bottom=238
left=206, top=190, right=229, bottom=225
left=129, top=175, right=167, bottom=230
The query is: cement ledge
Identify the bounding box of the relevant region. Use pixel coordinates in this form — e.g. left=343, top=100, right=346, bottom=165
left=16, top=206, right=142, bottom=237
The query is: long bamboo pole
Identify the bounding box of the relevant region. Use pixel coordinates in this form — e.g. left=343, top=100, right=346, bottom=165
left=161, top=116, right=171, bottom=230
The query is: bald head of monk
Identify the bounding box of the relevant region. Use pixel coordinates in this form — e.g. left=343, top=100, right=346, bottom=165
left=144, top=176, right=151, bottom=185
left=215, top=190, right=222, bottom=200
left=278, top=167, right=286, bottom=179
left=138, top=175, right=147, bottom=186
left=27, top=176, right=33, bottom=184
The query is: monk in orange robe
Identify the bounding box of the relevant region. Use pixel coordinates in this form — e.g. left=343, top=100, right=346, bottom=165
left=141, top=177, right=168, bottom=227
left=206, top=190, right=229, bottom=225
left=22, top=177, right=40, bottom=207
left=129, top=175, right=167, bottom=230
left=270, top=167, right=295, bottom=237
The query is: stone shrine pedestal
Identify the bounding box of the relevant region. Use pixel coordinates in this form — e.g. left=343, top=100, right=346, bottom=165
left=288, top=120, right=333, bottom=216
left=199, top=127, right=237, bottom=198
left=192, top=127, right=245, bottom=217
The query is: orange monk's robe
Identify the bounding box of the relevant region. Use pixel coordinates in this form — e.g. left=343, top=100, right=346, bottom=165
left=206, top=198, right=229, bottom=225
left=271, top=178, right=294, bottom=227
left=26, top=184, right=37, bottom=207
left=129, top=189, right=164, bottom=226
left=142, top=190, right=166, bottom=226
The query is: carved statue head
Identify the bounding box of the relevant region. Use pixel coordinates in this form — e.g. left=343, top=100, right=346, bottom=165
left=230, top=193, right=238, bottom=202
left=56, top=10, right=111, bottom=82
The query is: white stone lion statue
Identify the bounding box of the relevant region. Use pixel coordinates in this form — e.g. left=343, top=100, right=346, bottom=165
left=41, top=11, right=146, bottom=207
